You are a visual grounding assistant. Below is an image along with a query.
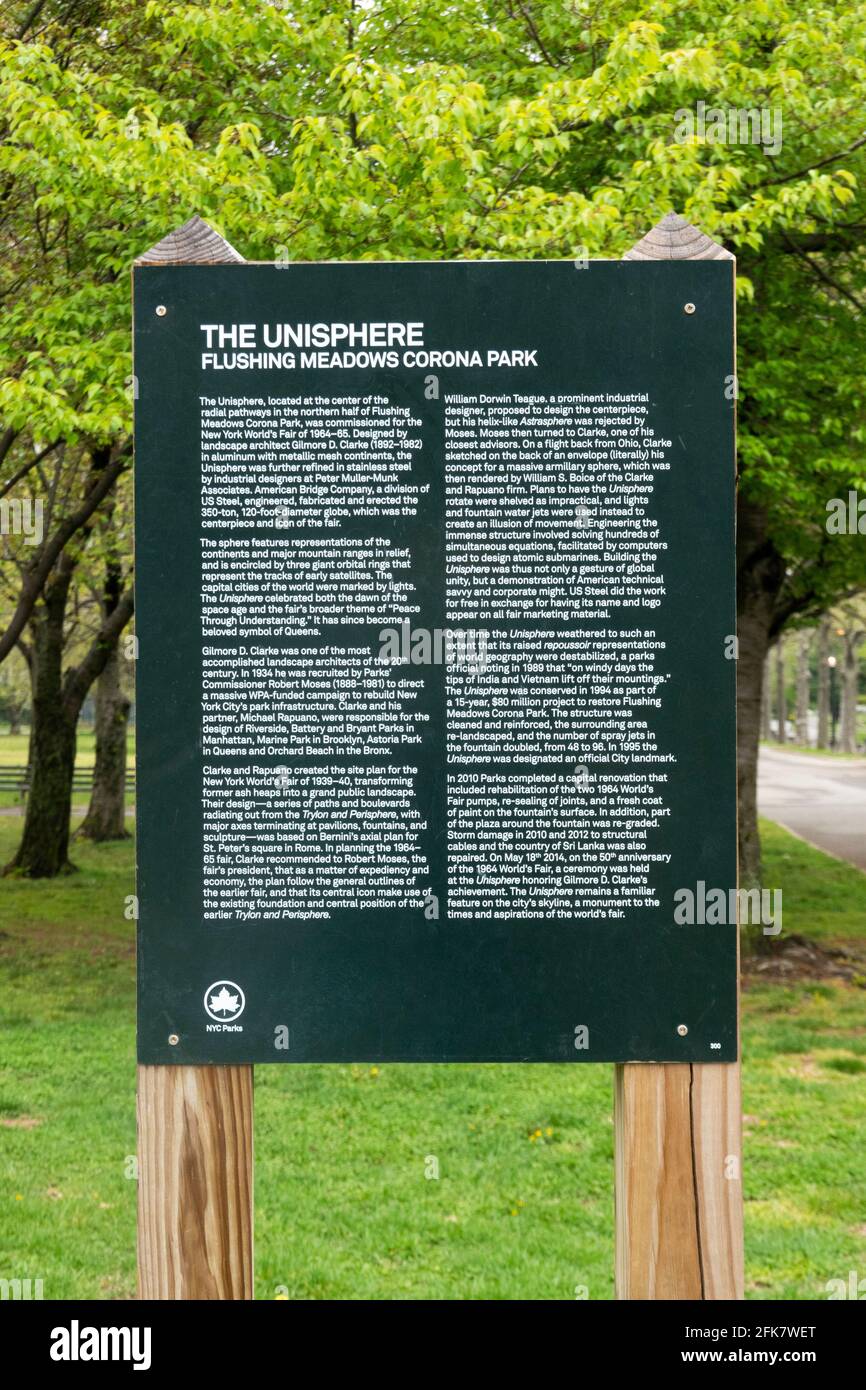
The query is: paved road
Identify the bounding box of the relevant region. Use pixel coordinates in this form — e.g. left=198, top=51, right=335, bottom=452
left=758, top=746, right=866, bottom=871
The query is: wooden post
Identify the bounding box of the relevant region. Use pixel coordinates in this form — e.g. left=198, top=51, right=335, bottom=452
left=614, top=214, right=744, bottom=1301
left=135, top=216, right=254, bottom=1300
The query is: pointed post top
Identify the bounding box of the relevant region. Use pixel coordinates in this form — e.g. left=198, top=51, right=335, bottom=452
left=135, top=215, right=244, bottom=266
left=624, top=212, right=733, bottom=262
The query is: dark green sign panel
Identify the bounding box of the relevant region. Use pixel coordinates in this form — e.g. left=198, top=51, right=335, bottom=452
left=134, top=260, right=736, bottom=1064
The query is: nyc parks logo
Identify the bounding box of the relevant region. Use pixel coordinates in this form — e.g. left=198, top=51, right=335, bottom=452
left=204, top=979, right=246, bottom=1032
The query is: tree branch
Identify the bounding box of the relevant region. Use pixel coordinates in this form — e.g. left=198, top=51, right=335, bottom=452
left=755, top=133, right=866, bottom=189
left=15, top=0, right=48, bottom=40
left=0, top=426, right=20, bottom=470
left=0, top=438, right=62, bottom=500
left=781, top=231, right=865, bottom=313
left=63, top=585, right=134, bottom=716
left=512, top=1, right=562, bottom=68
left=0, top=444, right=130, bottom=665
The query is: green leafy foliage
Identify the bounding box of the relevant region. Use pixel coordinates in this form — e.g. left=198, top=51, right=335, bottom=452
left=1, top=0, right=865, bottom=608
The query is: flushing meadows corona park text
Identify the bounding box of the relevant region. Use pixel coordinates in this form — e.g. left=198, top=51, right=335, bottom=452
left=199, top=320, right=538, bottom=371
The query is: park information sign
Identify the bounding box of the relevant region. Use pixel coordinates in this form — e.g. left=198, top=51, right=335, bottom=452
left=133, top=259, right=736, bottom=1065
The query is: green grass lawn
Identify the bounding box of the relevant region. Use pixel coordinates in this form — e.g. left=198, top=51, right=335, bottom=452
left=1, top=815, right=865, bottom=1300
left=0, top=729, right=137, bottom=766
left=759, top=819, right=866, bottom=942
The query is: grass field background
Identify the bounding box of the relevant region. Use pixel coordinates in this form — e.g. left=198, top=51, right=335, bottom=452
left=1, top=814, right=865, bottom=1300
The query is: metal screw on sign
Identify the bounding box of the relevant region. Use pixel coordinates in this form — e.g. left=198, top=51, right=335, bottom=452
left=168, top=1033, right=179, bottom=1046
left=155, top=305, right=167, bottom=317
left=677, top=1024, right=688, bottom=1036
left=683, top=302, right=696, bottom=315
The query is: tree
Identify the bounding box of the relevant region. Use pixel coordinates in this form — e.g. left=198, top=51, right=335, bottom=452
left=0, top=641, right=29, bottom=734
left=76, top=502, right=133, bottom=841
left=828, top=599, right=866, bottom=754
left=2, top=465, right=133, bottom=875
left=775, top=636, right=787, bottom=744
left=3, top=0, right=866, bottom=884
left=76, top=635, right=131, bottom=839
left=840, top=630, right=863, bottom=752
left=760, top=652, right=772, bottom=742
left=795, top=631, right=811, bottom=746
left=816, top=618, right=831, bottom=748
left=0, top=429, right=135, bottom=871
left=2, top=567, right=133, bottom=876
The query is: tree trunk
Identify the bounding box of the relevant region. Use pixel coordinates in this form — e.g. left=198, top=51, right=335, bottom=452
left=816, top=619, right=830, bottom=748
left=795, top=631, right=811, bottom=746
left=4, top=564, right=77, bottom=877
left=840, top=630, right=862, bottom=754
left=761, top=652, right=772, bottom=741
left=737, top=606, right=771, bottom=897
left=736, top=497, right=786, bottom=921
left=774, top=635, right=786, bottom=743
left=76, top=641, right=130, bottom=840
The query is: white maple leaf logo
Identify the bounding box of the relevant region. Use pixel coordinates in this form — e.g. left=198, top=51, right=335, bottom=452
left=209, top=985, right=240, bottom=1015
